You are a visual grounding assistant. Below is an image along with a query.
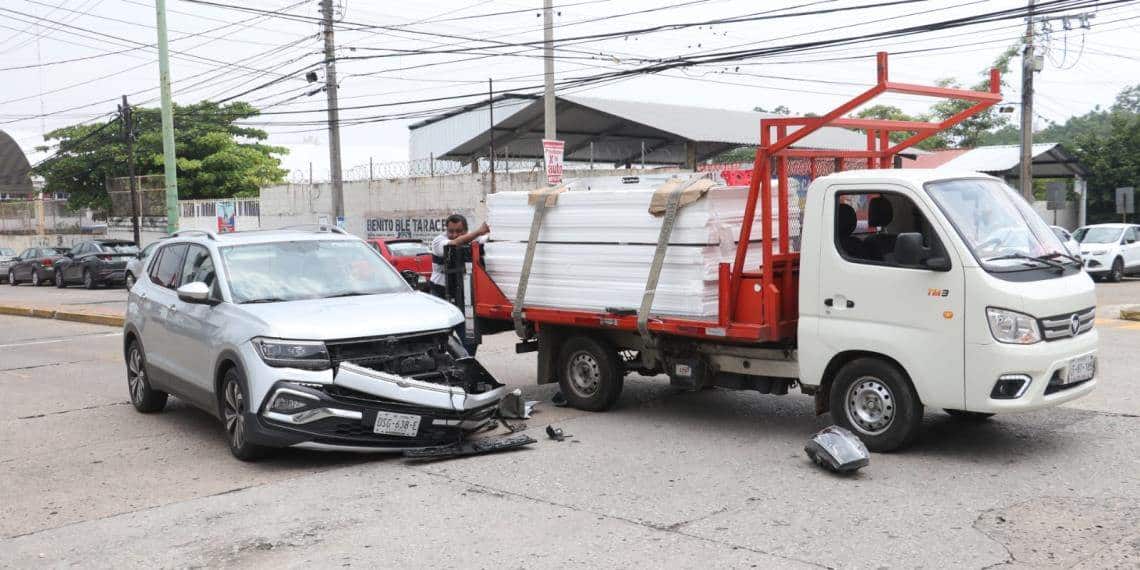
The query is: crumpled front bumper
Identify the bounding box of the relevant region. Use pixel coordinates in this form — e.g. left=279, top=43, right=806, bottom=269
left=248, top=359, right=507, bottom=451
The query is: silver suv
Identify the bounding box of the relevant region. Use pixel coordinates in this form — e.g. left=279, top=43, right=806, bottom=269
left=123, top=227, right=505, bottom=460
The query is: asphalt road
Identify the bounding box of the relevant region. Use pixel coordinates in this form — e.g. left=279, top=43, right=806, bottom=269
left=0, top=280, right=1138, bottom=568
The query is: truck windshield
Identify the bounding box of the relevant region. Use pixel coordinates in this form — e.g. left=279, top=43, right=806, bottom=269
left=221, top=239, right=408, bottom=304
left=925, top=178, right=1072, bottom=272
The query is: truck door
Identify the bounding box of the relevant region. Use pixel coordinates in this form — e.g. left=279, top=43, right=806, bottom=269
left=812, top=185, right=966, bottom=411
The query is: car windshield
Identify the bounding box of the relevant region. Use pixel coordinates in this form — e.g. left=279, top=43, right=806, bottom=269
left=220, top=239, right=408, bottom=304
left=100, top=243, right=139, bottom=254
left=926, top=178, right=1071, bottom=272
left=386, top=241, right=429, bottom=256
left=1075, top=227, right=1123, bottom=244
left=43, top=248, right=69, bottom=255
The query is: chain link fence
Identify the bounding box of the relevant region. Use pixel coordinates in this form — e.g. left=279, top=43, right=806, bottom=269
left=0, top=200, right=89, bottom=233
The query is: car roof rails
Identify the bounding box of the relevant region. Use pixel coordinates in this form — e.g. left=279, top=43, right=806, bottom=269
left=170, top=229, right=218, bottom=241
left=279, top=224, right=350, bottom=235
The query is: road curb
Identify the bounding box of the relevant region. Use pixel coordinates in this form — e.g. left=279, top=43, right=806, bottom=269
left=0, top=304, right=124, bottom=327
left=1121, top=305, right=1140, bottom=322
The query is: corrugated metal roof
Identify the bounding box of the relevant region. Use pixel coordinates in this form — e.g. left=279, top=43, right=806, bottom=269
left=0, top=130, right=33, bottom=195
left=407, top=94, right=870, bottom=165
left=899, top=143, right=1088, bottom=178
left=561, top=95, right=867, bottom=150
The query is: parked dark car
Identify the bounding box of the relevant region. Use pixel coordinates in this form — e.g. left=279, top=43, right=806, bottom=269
left=7, top=247, right=70, bottom=286
left=55, top=239, right=140, bottom=289
left=0, top=247, right=17, bottom=282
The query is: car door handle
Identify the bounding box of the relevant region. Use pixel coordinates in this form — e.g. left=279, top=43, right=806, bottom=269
left=824, top=297, right=855, bottom=309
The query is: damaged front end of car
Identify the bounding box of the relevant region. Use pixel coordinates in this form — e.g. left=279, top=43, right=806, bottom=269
left=254, top=329, right=507, bottom=451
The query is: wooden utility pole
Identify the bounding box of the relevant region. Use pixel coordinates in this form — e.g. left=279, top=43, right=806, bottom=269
left=120, top=95, right=141, bottom=245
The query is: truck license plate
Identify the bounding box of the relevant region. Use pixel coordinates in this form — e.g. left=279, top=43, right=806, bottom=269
left=1067, top=354, right=1096, bottom=384
left=373, top=411, right=421, bottom=437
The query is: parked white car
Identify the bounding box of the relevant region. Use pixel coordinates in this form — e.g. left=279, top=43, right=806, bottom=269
left=0, top=247, right=16, bottom=282
left=1072, top=223, right=1140, bottom=282
left=1050, top=226, right=1082, bottom=261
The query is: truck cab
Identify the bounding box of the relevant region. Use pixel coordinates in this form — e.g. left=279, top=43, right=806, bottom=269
left=798, top=169, right=1096, bottom=449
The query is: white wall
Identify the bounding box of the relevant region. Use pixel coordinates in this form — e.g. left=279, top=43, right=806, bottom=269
left=1032, top=200, right=1079, bottom=230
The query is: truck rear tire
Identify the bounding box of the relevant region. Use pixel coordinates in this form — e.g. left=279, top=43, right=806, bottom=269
left=558, top=335, right=624, bottom=411
left=829, top=358, right=923, bottom=452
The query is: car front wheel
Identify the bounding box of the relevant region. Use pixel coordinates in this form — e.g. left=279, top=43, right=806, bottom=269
left=124, top=272, right=135, bottom=289
left=8, top=270, right=17, bottom=285
left=220, top=368, right=268, bottom=461
left=83, top=269, right=96, bottom=289
left=1109, top=258, right=1124, bottom=282
left=31, top=271, right=41, bottom=287
left=55, top=272, right=65, bottom=287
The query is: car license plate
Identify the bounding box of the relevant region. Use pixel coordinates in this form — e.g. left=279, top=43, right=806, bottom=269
left=1067, top=354, right=1096, bottom=384
left=373, top=411, right=421, bottom=437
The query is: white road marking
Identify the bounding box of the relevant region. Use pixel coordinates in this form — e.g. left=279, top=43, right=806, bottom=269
left=0, top=331, right=122, bottom=349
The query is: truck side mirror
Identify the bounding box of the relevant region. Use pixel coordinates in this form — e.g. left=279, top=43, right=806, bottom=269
left=894, top=233, right=926, bottom=266
left=400, top=269, right=422, bottom=289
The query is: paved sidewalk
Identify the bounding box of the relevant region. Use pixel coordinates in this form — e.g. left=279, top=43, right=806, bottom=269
left=0, top=285, right=126, bottom=326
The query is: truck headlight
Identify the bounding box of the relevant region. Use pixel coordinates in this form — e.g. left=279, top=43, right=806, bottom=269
left=986, top=308, right=1041, bottom=344
left=252, top=338, right=331, bottom=370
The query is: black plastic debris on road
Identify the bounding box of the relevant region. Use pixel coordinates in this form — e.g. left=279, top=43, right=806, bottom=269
left=403, top=433, right=537, bottom=461
left=545, top=425, right=571, bottom=441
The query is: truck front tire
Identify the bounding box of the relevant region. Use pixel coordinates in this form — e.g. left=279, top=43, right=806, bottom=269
left=557, top=335, right=624, bottom=411
left=830, top=358, right=923, bottom=452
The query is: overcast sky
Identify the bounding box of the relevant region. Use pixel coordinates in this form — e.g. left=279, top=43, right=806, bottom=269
left=3, top=0, right=1138, bottom=180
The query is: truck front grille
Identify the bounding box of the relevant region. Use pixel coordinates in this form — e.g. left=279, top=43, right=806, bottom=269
left=1038, top=307, right=1095, bottom=341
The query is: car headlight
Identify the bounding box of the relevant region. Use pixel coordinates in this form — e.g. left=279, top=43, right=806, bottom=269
left=986, top=308, right=1041, bottom=344
left=252, top=338, right=331, bottom=370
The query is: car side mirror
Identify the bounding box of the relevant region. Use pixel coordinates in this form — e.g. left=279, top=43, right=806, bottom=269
left=400, top=269, right=422, bottom=289
left=177, top=281, right=215, bottom=305
left=1127, top=238, right=1137, bottom=245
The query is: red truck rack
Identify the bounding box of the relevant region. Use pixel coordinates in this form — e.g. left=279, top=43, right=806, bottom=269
left=472, top=52, right=1002, bottom=345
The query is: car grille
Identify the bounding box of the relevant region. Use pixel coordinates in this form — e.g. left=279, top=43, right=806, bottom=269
left=1038, top=307, right=1095, bottom=341
left=325, top=330, right=450, bottom=370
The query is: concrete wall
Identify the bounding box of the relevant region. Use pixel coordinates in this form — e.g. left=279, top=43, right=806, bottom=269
left=259, top=168, right=683, bottom=240
left=1032, top=200, right=1079, bottom=230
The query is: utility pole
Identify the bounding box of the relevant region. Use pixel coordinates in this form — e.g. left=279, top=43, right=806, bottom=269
left=489, top=78, right=496, bottom=195
left=543, top=0, right=555, bottom=140
left=120, top=95, right=141, bottom=245
left=1019, top=0, right=1036, bottom=201
left=154, top=0, right=179, bottom=233
left=320, top=0, right=345, bottom=225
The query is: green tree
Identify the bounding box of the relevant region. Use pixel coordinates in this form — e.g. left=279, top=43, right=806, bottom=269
left=927, top=45, right=1019, bottom=148
left=34, top=100, right=287, bottom=209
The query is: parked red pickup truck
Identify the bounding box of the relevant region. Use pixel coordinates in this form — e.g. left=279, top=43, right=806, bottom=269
left=367, top=238, right=432, bottom=278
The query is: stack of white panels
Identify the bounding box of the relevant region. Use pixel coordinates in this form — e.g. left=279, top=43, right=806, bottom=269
left=487, top=185, right=800, bottom=245
left=483, top=242, right=766, bottom=317
left=484, top=181, right=800, bottom=319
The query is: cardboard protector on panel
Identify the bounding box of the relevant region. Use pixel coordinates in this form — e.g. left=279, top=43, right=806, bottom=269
left=648, top=177, right=715, bottom=216
left=527, top=185, right=567, bottom=207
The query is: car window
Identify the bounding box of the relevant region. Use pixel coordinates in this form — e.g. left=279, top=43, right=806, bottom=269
left=149, top=244, right=188, bottom=289
left=141, top=242, right=158, bottom=258
left=179, top=245, right=217, bottom=289
left=1078, top=227, right=1123, bottom=244
left=1126, top=227, right=1139, bottom=242
left=387, top=241, right=430, bottom=256
left=72, top=243, right=88, bottom=255
left=833, top=191, right=945, bottom=269
left=19, top=249, right=33, bottom=260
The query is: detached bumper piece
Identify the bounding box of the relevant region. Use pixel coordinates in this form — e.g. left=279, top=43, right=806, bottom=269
left=258, top=358, right=507, bottom=450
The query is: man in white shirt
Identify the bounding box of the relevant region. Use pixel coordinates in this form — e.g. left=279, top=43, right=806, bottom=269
left=429, top=214, right=489, bottom=298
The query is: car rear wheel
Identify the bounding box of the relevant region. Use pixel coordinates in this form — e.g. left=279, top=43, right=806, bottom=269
left=8, top=269, right=17, bottom=285
left=221, top=368, right=268, bottom=461
left=31, top=271, right=41, bottom=287
left=126, top=341, right=167, bottom=413
left=83, top=269, right=96, bottom=289
left=830, top=358, right=923, bottom=452
left=55, top=272, right=65, bottom=287
left=1109, top=257, right=1124, bottom=282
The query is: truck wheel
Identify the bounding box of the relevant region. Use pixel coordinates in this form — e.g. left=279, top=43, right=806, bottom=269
left=558, top=335, right=624, bottom=411
left=944, top=409, right=994, bottom=421
left=1109, top=258, right=1124, bottom=282
left=830, top=358, right=923, bottom=452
